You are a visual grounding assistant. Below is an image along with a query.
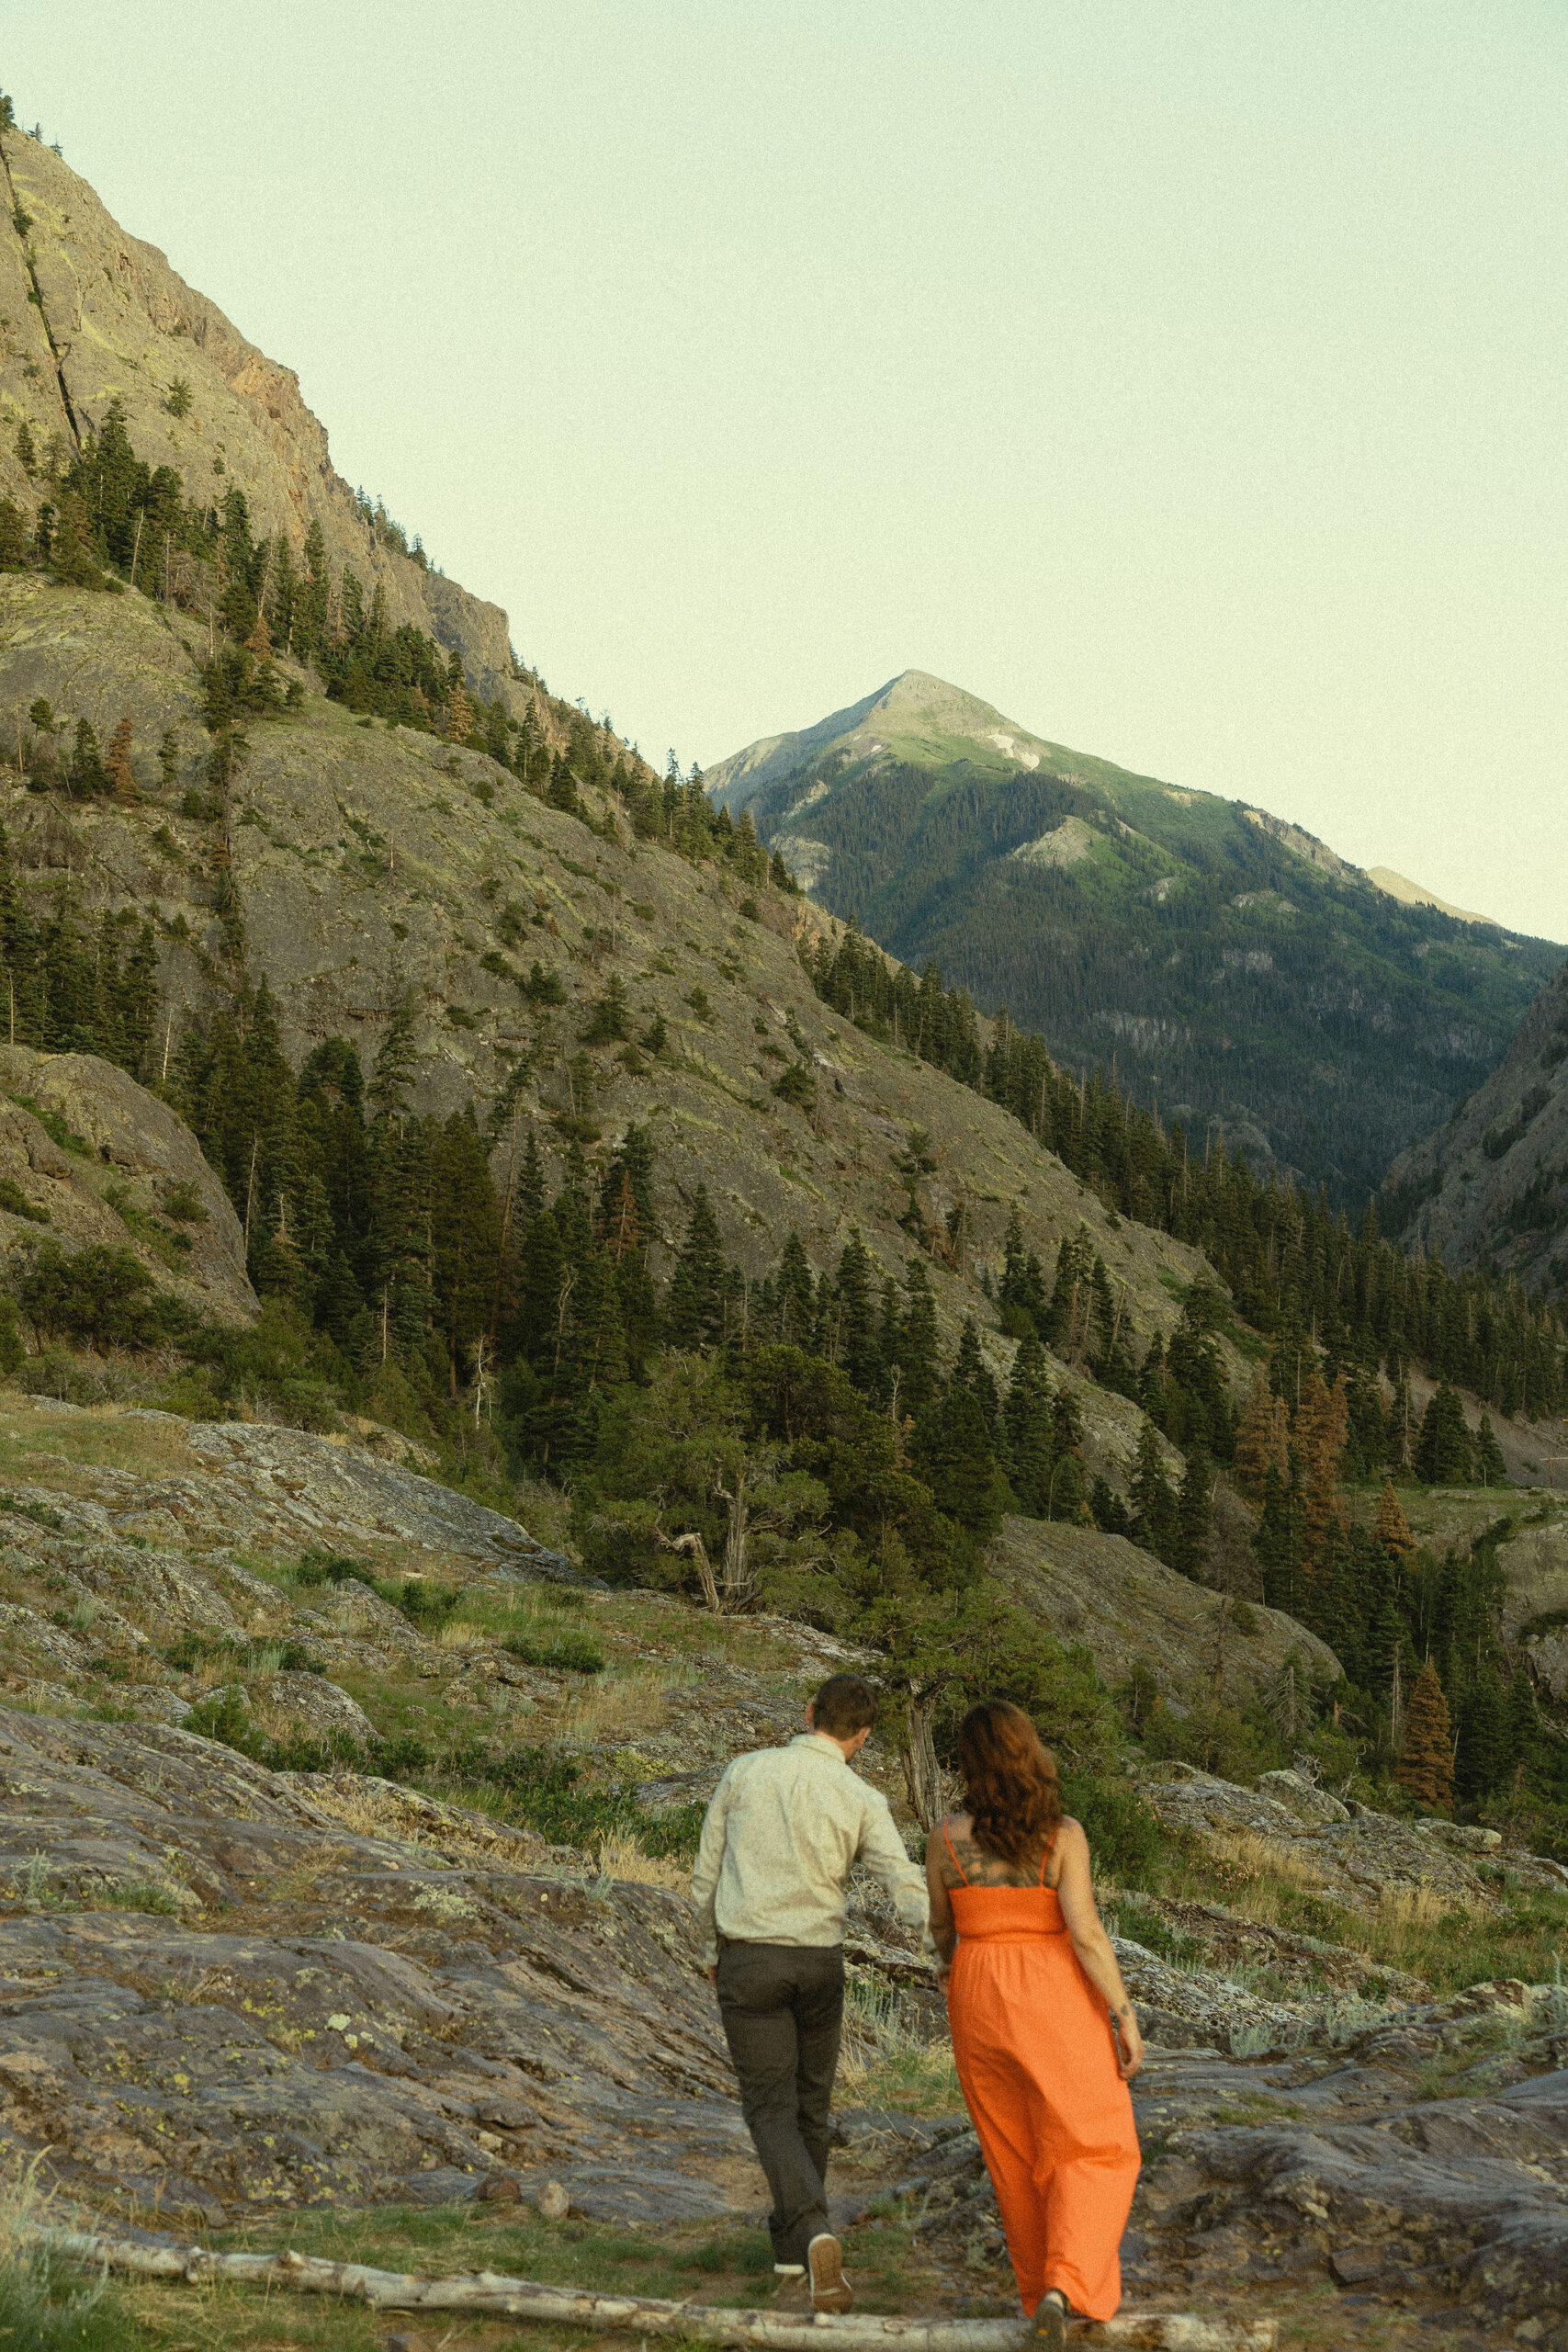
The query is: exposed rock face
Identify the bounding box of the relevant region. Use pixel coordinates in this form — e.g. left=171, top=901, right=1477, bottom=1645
left=0, top=1707, right=753, bottom=2228
left=0, top=1043, right=254, bottom=1323
left=0, top=135, right=518, bottom=704
left=987, top=1518, right=1342, bottom=1711
left=1385, top=956, right=1568, bottom=1290
left=1141, top=1760, right=1568, bottom=1917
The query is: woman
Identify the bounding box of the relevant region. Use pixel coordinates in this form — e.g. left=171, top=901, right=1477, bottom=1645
left=927, top=1700, right=1143, bottom=2348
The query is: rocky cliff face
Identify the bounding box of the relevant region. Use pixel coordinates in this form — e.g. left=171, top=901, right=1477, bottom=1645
left=0, top=1040, right=254, bottom=1323
left=1384, top=957, right=1568, bottom=1294
left=0, top=134, right=519, bottom=704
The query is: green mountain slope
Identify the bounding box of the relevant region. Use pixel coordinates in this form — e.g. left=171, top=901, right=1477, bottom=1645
left=706, top=671, right=1562, bottom=1209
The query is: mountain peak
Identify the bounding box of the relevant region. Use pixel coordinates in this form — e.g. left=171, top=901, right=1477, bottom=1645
left=705, top=667, right=1052, bottom=811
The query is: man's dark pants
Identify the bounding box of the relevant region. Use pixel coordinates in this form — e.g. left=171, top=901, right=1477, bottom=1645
left=716, top=1940, right=844, bottom=2267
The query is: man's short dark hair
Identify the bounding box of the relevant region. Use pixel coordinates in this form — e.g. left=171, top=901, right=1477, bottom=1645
left=812, top=1674, right=877, bottom=1737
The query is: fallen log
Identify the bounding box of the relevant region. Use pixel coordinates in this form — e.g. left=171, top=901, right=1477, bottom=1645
left=28, top=2225, right=1276, bottom=2351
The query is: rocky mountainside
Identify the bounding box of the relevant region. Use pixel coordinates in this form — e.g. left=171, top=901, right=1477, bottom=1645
left=0, top=132, right=522, bottom=703
left=0, top=574, right=1225, bottom=1470
left=706, top=671, right=1562, bottom=1207
left=1384, top=956, right=1568, bottom=1294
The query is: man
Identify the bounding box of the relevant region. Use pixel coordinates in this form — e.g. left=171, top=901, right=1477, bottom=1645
left=691, top=1674, right=930, bottom=2312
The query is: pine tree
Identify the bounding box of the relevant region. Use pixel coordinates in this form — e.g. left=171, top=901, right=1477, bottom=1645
left=834, top=1229, right=883, bottom=1398
left=1455, top=1671, right=1507, bottom=1804
left=1475, top=1415, right=1507, bottom=1487
left=1174, top=1442, right=1213, bottom=1581
left=665, top=1184, right=726, bottom=1352
left=1415, top=1384, right=1473, bottom=1486
left=518, top=1126, right=546, bottom=1223
left=104, top=708, right=137, bottom=804
left=444, top=667, right=476, bottom=745
left=1130, top=1419, right=1179, bottom=1568
left=1297, top=1369, right=1350, bottom=1570
left=581, top=974, right=630, bottom=1044
left=1374, top=1479, right=1417, bottom=1564
left=1235, top=1371, right=1285, bottom=1492
left=893, top=1259, right=941, bottom=1419
left=1394, top=1659, right=1455, bottom=1812
left=914, top=1385, right=1010, bottom=1541
left=775, top=1230, right=816, bottom=1350
left=1003, top=1333, right=1055, bottom=1518
left=952, top=1317, right=1000, bottom=1427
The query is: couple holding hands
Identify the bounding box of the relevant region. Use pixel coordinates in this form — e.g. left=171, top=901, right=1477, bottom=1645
left=692, top=1677, right=1143, bottom=2348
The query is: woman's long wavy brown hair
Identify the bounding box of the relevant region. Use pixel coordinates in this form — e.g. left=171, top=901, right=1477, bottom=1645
left=958, top=1700, right=1062, bottom=1866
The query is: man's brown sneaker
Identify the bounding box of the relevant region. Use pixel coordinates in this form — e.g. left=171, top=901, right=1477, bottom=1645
left=807, top=2233, right=852, bottom=2312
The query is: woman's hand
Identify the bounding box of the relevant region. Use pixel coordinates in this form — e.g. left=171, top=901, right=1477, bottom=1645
left=1112, top=2007, right=1145, bottom=2081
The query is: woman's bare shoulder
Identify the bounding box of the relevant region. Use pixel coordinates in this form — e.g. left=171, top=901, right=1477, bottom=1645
left=1055, top=1815, right=1089, bottom=1850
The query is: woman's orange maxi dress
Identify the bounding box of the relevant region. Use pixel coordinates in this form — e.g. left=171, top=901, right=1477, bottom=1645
left=942, top=1826, right=1141, bottom=2322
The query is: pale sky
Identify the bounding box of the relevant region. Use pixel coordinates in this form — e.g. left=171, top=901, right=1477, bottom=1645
left=9, top=4, right=1567, bottom=936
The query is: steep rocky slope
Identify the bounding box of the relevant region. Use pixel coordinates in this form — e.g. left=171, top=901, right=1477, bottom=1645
left=0, top=1039, right=253, bottom=1324
left=707, top=670, right=1561, bottom=1205
left=1385, top=956, right=1568, bottom=1294
left=0, top=132, right=519, bottom=701
left=0, top=577, right=1228, bottom=1499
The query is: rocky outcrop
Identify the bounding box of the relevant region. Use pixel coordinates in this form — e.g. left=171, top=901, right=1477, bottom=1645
left=0, top=134, right=518, bottom=704
left=1385, top=956, right=1568, bottom=1292
left=0, top=1044, right=254, bottom=1324
left=986, top=1520, right=1341, bottom=1712
left=1140, top=1760, right=1568, bottom=1917
left=0, top=1707, right=751, bottom=2228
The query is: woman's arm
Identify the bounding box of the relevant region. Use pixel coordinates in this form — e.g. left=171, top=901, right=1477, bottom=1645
left=924, top=1826, right=957, bottom=1970
left=1053, top=1818, right=1145, bottom=2080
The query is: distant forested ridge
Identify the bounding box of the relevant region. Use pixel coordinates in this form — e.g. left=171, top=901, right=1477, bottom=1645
left=712, top=676, right=1562, bottom=1214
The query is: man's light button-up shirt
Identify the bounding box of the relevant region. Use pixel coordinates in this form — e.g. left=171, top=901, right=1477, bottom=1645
left=690, top=1730, right=930, bottom=1969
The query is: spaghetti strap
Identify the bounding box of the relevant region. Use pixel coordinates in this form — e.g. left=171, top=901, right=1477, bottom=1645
left=942, top=1819, right=969, bottom=1884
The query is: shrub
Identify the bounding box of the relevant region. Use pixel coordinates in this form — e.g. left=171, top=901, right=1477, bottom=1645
left=773, top=1061, right=818, bottom=1111
left=1061, top=1773, right=1164, bottom=1892
left=502, top=1630, right=604, bottom=1674
left=11, top=1242, right=191, bottom=1351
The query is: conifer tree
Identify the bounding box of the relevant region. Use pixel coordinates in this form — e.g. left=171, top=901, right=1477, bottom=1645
left=1003, top=1333, right=1055, bottom=1518
left=1130, top=1419, right=1179, bottom=1567
left=1374, top=1479, right=1417, bottom=1564
left=1456, top=1671, right=1507, bottom=1804
left=518, top=1126, right=545, bottom=1223
left=443, top=666, right=476, bottom=745
left=1235, top=1371, right=1284, bottom=1491
left=1296, top=1369, right=1349, bottom=1569
left=1415, top=1384, right=1473, bottom=1486
left=581, top=973, right=630, bottom=1044
left=774, top=1230, right=816, bottom=1350
left=952, top=1317, right=1000, bottom=1427
left=665, top=1184, right=726, bottom=1352
left=914, top=1384, right=1010, bottom=1541
left=893, top=1259, right=941, bottom=1419
left=1394, top=1659, right=1454, bottom=1812
left=834, top=1229, right=883, bottom=1398
left=1475, top=1415, right=1506, bottom=1487
left=1174, top=1442, right=1213, bottom=1581
left=104, top=708, right=136, bottom=803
